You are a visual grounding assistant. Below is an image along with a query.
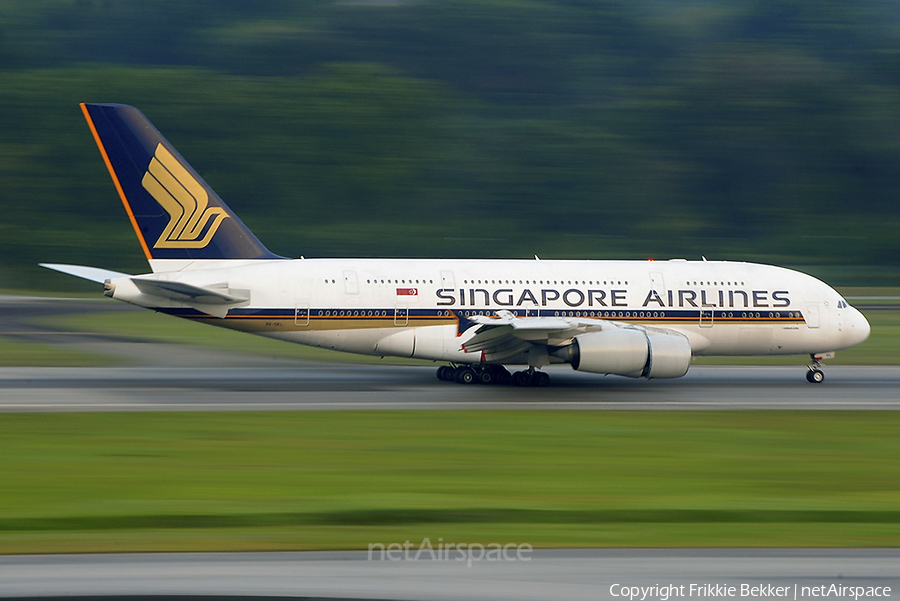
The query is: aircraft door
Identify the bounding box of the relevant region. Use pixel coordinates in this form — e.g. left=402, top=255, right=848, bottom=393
left=805, top=303, right=821, bottom=328
left=294, top=303, right=310, bottom=327
left=649, top=272, right=665, bottom=298
left=650, top=271, right=668, bottom=324
left=440, top=270, right=455, bottom=290
left=343, top=271, right=359, bottom=295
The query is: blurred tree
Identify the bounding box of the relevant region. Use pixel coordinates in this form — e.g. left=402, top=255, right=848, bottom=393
left=0, top=0, right=899, bottom=288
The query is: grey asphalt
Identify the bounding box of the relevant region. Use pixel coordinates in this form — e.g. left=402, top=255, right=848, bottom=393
left=1, top=364, right=899, bottom=411
left=1, top=549, right=898, bottom=600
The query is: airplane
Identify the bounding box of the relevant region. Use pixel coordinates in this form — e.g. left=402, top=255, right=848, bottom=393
left=42, top=103, right=870, bottom=386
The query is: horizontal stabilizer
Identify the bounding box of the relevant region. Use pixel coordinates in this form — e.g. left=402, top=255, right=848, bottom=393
left=42, top=263, right=249, bottom=318
left=40, top=263, right=131, bottom=283
left=130, top=278, right=250, bottom=305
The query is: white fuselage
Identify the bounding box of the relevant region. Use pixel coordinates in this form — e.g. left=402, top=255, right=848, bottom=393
left=108, top=258, right=870, bottom=365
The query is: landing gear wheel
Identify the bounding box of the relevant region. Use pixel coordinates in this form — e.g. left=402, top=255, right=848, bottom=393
left=806, top=353, right=827, bottom=384
left=436, top=365, right=455, bottom=381
left=481, top=365, right=511, bottom=385
left=455, top=367, right=477, bottom=385
left=512, top=370, right=549, bottom=387
left=512, top=371, right=533, bottom=387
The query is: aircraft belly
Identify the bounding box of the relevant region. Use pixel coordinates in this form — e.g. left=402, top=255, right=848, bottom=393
left=735, top=326, right=775, bottom=354
left=278, top=328, right=395, bottom=356
left=375, top=329, right=415, bottom=358
left=413, top=324, right=471, bottom=362
left=770, top=326, right=822, bottom=355
left=692, top=323, right=823, bottom=356
left=273, top=325, right=466, bottom=361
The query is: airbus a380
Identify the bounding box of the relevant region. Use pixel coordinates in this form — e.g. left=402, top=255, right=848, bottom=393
left=42, top=104, right=870, bottom=386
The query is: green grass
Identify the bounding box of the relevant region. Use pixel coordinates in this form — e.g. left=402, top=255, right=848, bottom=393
left=1, top=411, right=899, bottom=552
left=0, top=335, right=120, bottom=367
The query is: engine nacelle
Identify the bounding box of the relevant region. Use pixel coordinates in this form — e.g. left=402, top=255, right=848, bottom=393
left=643, top=330, right=692, bottom=379
left=559, top=329, right=692, bottom=379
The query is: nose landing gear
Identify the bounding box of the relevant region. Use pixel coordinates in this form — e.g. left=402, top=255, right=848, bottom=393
left=806, top=367, right=825, bottom=383
left=806, top=353, right=831, bottom=383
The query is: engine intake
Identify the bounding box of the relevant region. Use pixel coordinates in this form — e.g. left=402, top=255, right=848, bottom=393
left=555, top=329, right=691, bottom=379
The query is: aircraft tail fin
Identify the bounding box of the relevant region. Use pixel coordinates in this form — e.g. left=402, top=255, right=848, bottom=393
left=80, top=103, right=284, bottom=267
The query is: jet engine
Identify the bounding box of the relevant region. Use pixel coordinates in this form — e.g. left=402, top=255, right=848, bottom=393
left=553, top=328, right=691, bottom=379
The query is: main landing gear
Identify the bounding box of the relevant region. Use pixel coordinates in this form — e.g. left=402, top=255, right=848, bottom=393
left=511, top=368, right=550, bottom=387
left=436, top=364, right=550, bottom=387
left=806, top=354, right=826, bottom=384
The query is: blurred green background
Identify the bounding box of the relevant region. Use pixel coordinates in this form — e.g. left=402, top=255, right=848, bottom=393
left=2, top=0, right=899, bottom=289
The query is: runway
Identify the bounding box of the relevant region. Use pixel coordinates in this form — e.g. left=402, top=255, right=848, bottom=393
left=2, top=298, right=898, bottom=600
left=1, top=364, right=899, bottom=411
left=1, top=549, right=898, bottom=600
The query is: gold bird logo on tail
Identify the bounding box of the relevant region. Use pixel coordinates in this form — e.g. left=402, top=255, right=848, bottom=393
left=141, top=143, right=229, bottom=248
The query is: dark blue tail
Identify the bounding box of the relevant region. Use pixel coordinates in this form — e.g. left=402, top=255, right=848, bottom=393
left=81, top=103, right=284, bottom=262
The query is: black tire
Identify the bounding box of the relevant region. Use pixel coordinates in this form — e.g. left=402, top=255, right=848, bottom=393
left=495, top=366, right=512, bottom=385
left=478, top=369, right=494, bottom=385
left=512, top=371, right=533, bottom=387
left=455, top=367, right=477, bottom=384
left=807, top=369, right=824, bottom=383
left=533, top=371, right=550, bottom=387
left=436, top=365, right=455, bottom=381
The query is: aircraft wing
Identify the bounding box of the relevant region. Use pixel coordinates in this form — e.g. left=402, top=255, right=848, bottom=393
left=462, top=312, right=578, bottom=351
left=459, top=309, right=680, bottom=361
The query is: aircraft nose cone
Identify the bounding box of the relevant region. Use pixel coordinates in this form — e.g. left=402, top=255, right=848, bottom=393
left=847, top=307, right=871, bottom=347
